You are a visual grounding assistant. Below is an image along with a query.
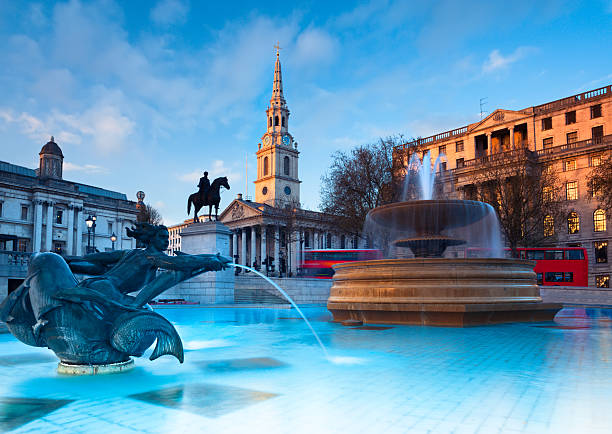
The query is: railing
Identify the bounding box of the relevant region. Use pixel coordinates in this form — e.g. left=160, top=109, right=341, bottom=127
left=395, top=126, right=468, bottom=151
left=0, top=251, right=32, bottom=268
left=536, top=134, right=612, bottom=157
left=456, top=148, right=536, bottom=170
left=534, top=85, right=611, bottom=115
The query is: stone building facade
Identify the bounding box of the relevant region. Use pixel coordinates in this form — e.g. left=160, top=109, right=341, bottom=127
left=0, top=137, right=139, bottom=296
left=394, top=85, right=612, bottom=287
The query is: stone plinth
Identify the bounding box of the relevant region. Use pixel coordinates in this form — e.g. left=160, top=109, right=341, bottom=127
left=165, top=221, right=234, bottom=304
left=327, top=258, right=562, bottom=326
left=58, top=359, right=134, bottom=375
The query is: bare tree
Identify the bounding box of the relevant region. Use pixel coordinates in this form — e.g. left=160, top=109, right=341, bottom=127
left=320, top=135, right=413, bottom=237
left=137, top=204, right=163, bottom=225
left=469, top=150, right=566, bottom=255
left=587, top=153, right=612, bottom=212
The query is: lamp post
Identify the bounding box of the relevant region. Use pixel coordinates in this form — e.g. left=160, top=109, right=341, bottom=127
left=110, top=232, right=117, bottom=250
left=85, top=215, right=97, bottom=253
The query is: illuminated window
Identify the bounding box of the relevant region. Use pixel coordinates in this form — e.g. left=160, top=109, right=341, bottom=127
left=591, top=155, right=602, bottom=167
left=55, top=209, right=63, bottom=225
left=596, top=275, right=610, bottom=288
left=567, top=131, right=578, bottom=144
left=566, top=181, right=578, bottom=201
left=544, top=215, right=554, bottom=237
left=594, top=241, right=608, bottom=263
left=564, top=160, right=576, bottom=171
left=567, top=212, right=580, bottom=234
left=594, top=209, right=606, bottom=232
left=543, top=186, right=553, bottom=202
left=543, top=137, right=553, bottom=148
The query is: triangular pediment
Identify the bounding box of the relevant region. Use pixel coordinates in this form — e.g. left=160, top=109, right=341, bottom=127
left=469, top=109, right=530, bottom=133
left=219, top=200, right=263, bottom=223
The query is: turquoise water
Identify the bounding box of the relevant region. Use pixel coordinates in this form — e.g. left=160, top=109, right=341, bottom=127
left=1, top=306, right=612, bottom=433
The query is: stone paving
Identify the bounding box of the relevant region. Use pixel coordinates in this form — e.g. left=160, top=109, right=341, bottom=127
left=1, top=306, right=612, bottom=433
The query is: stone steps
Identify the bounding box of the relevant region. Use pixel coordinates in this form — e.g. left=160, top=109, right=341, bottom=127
left=234, top=287, right=287, bottom=304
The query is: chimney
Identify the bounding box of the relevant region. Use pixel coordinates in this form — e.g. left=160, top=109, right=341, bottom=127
left=237, top=193, right=243, bottom=200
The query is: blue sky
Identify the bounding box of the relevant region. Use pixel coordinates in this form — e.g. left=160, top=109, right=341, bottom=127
left=1, top=0, right=611, bottom=225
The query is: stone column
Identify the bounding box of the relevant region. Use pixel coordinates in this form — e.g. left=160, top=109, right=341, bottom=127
left=76, top=207, right=83, bottom=256
left=274, top=226, right=280, bottom=276
left=66, top=204, right=74, bottom=255
left=45, top=201, right=54, bottom=251
left=116, top=219, right=123, bottom=250
left=260, top=225, right=267, bottom=268
left=33, top=200, right=43, bottom=253
left=314, top=232, right=319, bottom=250
left=241, top=227, right=247, bottom=267
left=251, top=226, right=257, bottom=268
left=510, top=127, right=515, bottom=150
left=486, top=133, right=492, bottom=156
left=232, top=230, right=238, bottom=262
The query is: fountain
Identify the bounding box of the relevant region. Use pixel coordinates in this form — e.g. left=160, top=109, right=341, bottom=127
left=327, top=151, right=561, bottom=326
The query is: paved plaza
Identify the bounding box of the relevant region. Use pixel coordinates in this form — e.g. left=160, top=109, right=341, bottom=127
left=1, top=306, right=611, bottom=433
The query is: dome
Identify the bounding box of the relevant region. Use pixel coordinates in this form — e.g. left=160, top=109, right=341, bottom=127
left=39, top=136, right=64, bottom=158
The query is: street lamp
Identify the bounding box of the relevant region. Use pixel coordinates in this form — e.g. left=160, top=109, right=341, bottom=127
left=110, top=232, right=117, bottom=250
left=85, top=215, right=97, bottom=253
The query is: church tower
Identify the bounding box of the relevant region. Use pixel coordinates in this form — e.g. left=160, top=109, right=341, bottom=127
left=254, top=47, right=301, bottom=207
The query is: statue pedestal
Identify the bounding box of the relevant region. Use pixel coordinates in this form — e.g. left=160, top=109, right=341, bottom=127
left=165, top=221, right=234, bottom=304
left=58, top=359, right=134, bottom=375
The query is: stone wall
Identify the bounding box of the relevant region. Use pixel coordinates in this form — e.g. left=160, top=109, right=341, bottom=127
left=541, top=286, right=612, bottom=306
left=235, top=276, right=331, bottom=304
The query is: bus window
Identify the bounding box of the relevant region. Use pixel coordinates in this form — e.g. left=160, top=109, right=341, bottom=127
left=545, top=272, right=564, bottom=283
left=526, top=250, right=545, bottom=260
left=567, top=250, right=585, bottom=260
left=564, top=272, right=573, bottom=282
left=537, top=273, right=543, bottom=285
left=545, top=250, right=563, bottom=260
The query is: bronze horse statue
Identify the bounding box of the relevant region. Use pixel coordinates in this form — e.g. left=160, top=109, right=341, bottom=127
left=187, top=176, right=230, bottom=222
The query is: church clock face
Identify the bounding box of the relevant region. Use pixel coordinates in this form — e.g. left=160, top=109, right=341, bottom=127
left=263, top=135, right=272, bottom=146
left=282, top=135, right=291, bottom=146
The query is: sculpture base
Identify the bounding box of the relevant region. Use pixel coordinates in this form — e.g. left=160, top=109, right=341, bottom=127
left=57, top=359, right=134, bottom=375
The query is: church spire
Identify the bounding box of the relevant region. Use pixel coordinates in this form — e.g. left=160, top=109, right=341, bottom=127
left=271, top=43, right=285, bottom=105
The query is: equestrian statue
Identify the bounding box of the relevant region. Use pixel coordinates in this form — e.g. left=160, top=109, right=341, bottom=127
left=187, top=171, right=230, bottom=222
left=0, top=223, right=231, bottom=370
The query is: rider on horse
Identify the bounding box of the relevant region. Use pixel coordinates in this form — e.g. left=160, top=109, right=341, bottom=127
left=198, top=171, right=210, bottom=203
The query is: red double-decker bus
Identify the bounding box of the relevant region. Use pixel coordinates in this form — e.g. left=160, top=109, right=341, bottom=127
left=300, top=249, right=383, bottom=278
left=466, top=247, right=588, bottom=286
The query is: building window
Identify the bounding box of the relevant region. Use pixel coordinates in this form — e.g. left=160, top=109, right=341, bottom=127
left=456, top=158, right=464, bottom=168
left=21, top=206, right=28, bottom=220
left=591, top=155, right=602, bottom=167
left=566, top=131, right=578, bottom=144
left=543, top=137, right=553, bottom=148
left=543, top=186, right=553, bottom=202
left=542, top=117, right=552, bottom=130
left=438, top=145, right=446, bottom=155
left=596, top=275, right=610, bottom=288
left=268, top=117, right=272, bottom=127
left=274, top=116, right=279, bottom=126
left=108, top=222, right=113, bottom=234
left=455, top=140, right=464, bottom=152
left=17, top=239, right=28, bottom=252
left=283, top=156, right=290, bottom=176
left=544, top=215, right=554, bottom=237
left=565, top=111, right=576, bottom=125
left=563, top=160, right=576, bottom=171
left=440, top=162, right=447, bottom=172
left=594, top=209, right=607, bottom=232
left=340, top=235, right=346, bottom=249
left=326, top=233, right=332, bottom=249
left=55, top=209, right=63, bottom=225
left=594, top=241, right=608, bottom=263
left=592, top=180, right=602, bottom=198
left=282, top=116, right=286, bottom=127
left=592, top=125, right=604, bottom=143
left=567, top=212, right=580, bottom=234
left=566, top=181, right=578, bottom=201
left=591, top=104, right=602, bottom=119
left=263, top=157, right=269, bottom=176
left=0, top=202, right=2, bottom=217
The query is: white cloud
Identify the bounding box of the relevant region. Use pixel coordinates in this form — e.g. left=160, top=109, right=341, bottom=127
left=292, top=28, right=338, bottom=67
left=150, top=0, right=189, bottom=26
left=482, top=47, right=536, bottom=73
left=63, top=161, right=109, bottom=173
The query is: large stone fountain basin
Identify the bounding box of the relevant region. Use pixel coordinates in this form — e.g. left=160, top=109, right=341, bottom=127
left=367, top=200, right=490, bottom=234
left=327, top=258, right=561, bottom=326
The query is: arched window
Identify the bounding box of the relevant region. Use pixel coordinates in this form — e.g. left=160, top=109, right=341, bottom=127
left=268, top=117, right=272, bottom=127
left=568, top=212, right=580, bottom=234
left=544, top=215, right=554, bottom=237
left=282, top=116, right=286, bottom=127
left=274, top=116, right=279, bottom=126
left=283, top=156, right=290, bottom=176
left=263, top=157, right=269, bottom=176
left=594, top=209, right=607, bottom=232
left=326, top=233, right=332, bottom=249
